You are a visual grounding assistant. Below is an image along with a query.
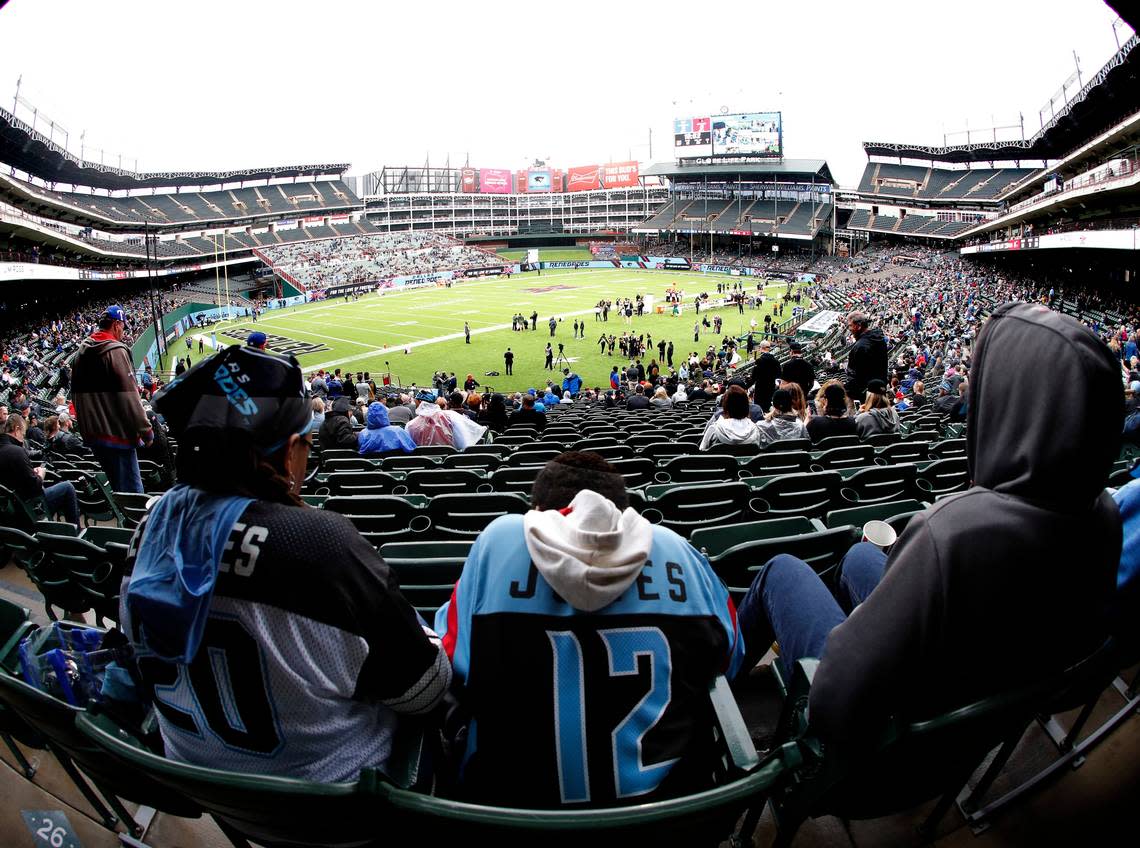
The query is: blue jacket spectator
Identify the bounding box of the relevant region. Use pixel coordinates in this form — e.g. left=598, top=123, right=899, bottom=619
left=359, top=402, right=415, bottom=455
left=561, top=370, right=582, bottom=396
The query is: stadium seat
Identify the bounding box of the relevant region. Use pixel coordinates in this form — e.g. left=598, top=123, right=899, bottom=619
left=640, top=442, right=694, bottom=462
left=707, top=442, right=763, bottom=458
left=323, top=496, right=431, bottom=545
left=863, top=432, right=902, bottom=447
left=746, top=471, right=843, bottom=519
left=324, top=457, right=379, bottom=473
left=835, top=464, right=918, bottom=504
left=77, top=676, right=782, bottom=848
left=399, top=469, right=493, bottom=497
left=655, top=454, right=738, bottom=484
left=876, top=441, right=930, bottom=465
left=325, top=471, right=402, bottom=497
left=607, top=457, right=657, bottom=489
left=0, top=483, right=46, bottom=529
left=738, top=451, right=812, bottom=478
left=929, top=438, right=968, bottom=459
left=824, top=499, right=928, bottom=530
left=381, top=456, right=440, bottom=473
left=414, top=446, right=457, bottom=458
left=377, top=541, right=472, bottom=617
left=0, top=648, right=203, bottom=836
left=763, top=438, right=812, bottom=453
left=441, top=453, right=501, bottom=472
left=487, top=465, right=543, bottom=495
left=914, top=457, right=970, bottom=497
left=112, top=491, right=152, bottom=528
left=74, top=472, right=127, bottom=527
left=707, top=526, right=860, bottom=600
left=0, top=525, right=42, bottom=572
left=814, top=435, right=860, bottom=451
left=690, top=516, right=818, bottom=558
left=571, top=437, right=621, bottom=452
left=640, top=482, right=757, bottom=535
left=426, top=492, right=529, bottom=540
left=808, top=445, right=875, bottom=472
left=36, top=532, right=126, bottom=625
left=760, top=645, right=1124, bottom=844
left=463, top=444, right=513, bottom=459
left=505, top=449, right=561, bottom=467
left=0, top=598, right=40, bottom=779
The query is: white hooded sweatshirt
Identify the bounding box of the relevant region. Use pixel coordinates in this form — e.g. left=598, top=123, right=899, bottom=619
left=522, top=489, right=654, bottom=612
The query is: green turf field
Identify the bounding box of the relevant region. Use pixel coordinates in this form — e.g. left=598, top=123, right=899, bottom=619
left=495, top=247, right=593, bottom=261
left=209, top=268, right=803, bottom=393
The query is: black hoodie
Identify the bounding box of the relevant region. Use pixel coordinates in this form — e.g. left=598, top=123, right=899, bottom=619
left=844, top=326, right=888, bottom=400
left=810, top=302, right=1122, bottom=742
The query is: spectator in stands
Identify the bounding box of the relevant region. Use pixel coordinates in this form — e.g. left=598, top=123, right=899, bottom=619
left=319, top=396, right=359, bottom=450
left=309, top=398, right=326, bottom=433
left=247, top=331, right=268, bottom=351
left=844, top=311, right=888, bottom=403
left=650, top=386, right=673, bottom=410
left=435, top=451, right=742, bottom=806
left=559, top=391, right=574, bottom=405
left=506, top=394, right=546, bottom=434
left=932, top=381, right=960, bottom=415
left=480, top=394, right=508, bottom=433
left=781, top=382, right=811, bottom=425
left=700, top=385, right=760, bottom=450
left=464, top=374, right=479, bottom=392
left=909, top=380, right=929, bottom=409
left=781, top=341, right=815, bottom=403
left=355, top=373, right=372, bottom=401
left=359, top=402, right=416, bottom=455
left=310, top=372, right=328, bottom=399
left=752, top=340, right=781, bottom=412
left=0, top=413, right=80, bottom=525
left=137, top=406, right=177, bottom=491
left=71, top=305, right=153, bottom=493
left=122, top=345, right=449, bottom=782
left=807, top=382, right=858, bottom=443
left=561, top=368, right=582, bottom=397
left=42, top=414, right=87, bottom=459
left=24, top=410, right=45, bottom=448
left=407, top=399, right=456, bottom=447
left=734, top=303, right=1121, bottom=744
left=626, top=384, right=651, bottom=410
left=672, top=382, right=689, bottom=404
left=854, top=379, right=900, bottom=438
left=758, top=388, right=809, bottom=446
left=386, top=394, right=414, bottom=425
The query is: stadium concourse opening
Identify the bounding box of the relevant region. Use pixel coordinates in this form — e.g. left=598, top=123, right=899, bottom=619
left=3, top=1, right=1140, bottom=844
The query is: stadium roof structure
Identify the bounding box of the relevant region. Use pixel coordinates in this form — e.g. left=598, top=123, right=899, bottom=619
left=0, top=105, right=349, bottom=191
left=862, top=33, right=1140, bottom=164
left=642, top=159, right=836, bottom=184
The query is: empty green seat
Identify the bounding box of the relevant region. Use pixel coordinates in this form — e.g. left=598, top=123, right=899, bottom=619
left=814, top=434, right=860, bottom=451
left=876, top=441, right=929, bottom=465
left=381, top=455, right=440, bottom=473
left=488, top=465, right=544, bottom=495
left=809, top=445, right=875, bottom=472
left=506, top=449, right=561, bottom=467
left=825, top=499, right=928, bottom=530
left=835, top=464, right=917, bottom=505
left=326, top=471, right=402, bottom=496
left=607, top=457, right=657, bottom=489
left=707, top=526, right=860, bottom=601
left=929, top=438, right=967, bottom=459
left=691, top=516, right=818, bottom=558
left=640, top=482, right=757, bottom=536
left=323, top=496, right=430, bottom=545
left=400, top=469, right=492, bottom=497
left=746, top=471, right=842, bottom=519
left=427, top=492, right=530, bottom=540
left=738, top=451, right=811, bottom=478
left=378, top=541, right=473, bottom=617
left=655, top=454, right=738, bottom=484
left=324, top=457, right=379, bottom=473
left=441, top=452, right=502, bottom=472
left=914, top=457, right=970, bottom=497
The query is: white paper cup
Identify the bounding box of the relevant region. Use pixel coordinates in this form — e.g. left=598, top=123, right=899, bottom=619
left=862, top=520, right=898, bottom=551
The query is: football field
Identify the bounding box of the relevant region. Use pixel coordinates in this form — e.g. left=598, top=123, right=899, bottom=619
left=211, top=268, right=804, bottom=393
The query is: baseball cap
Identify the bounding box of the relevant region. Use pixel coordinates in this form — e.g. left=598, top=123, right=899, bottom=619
left=102, top=305, right=127, bottom=325
left=865, top=378, right=887, bottom=394
left=788, top=341, right=803, bottom=353
left=247, top=331, right=268, bottom=349
left=152, top=345, right=312, bottom=454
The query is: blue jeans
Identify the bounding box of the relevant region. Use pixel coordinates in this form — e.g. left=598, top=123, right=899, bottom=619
left=44, top=481, right=80, bottom=526
left=90, top=445, right=143, bottom=494
left=736, top=542, right=888, bottom=679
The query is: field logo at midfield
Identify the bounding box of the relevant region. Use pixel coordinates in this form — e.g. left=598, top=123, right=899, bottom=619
left=524, top=285, right=577, bottom=294
left=228, top=329, right=330, bottom=357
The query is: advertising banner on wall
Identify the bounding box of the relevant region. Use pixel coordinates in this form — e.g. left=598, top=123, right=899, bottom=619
left=478, top=168, right=512, bottom=194
left=527, top=170, right=553, bottom=192
left=550, top=169, right=564, bottom=193
left=460, top=168, right=477, bottom=193
left=602, top=161, right=640, bottom=188
left=567, top=164, right=602, bottom=192
left=516, top=169, right=529, bottom=194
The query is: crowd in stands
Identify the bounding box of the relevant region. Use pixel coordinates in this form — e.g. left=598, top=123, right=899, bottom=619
left=259, top=233, right=503, bottom=290
left=3, top=235, right=1140, bottom=842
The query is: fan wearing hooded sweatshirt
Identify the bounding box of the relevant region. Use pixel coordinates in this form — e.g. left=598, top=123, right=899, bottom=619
left=358, top=402, right=415, bottom=455
left=740, top=302, right=1122, bottom=745
left=699, top=385, right=760, bottom=451
left=435, top=453, right=743, bottom=808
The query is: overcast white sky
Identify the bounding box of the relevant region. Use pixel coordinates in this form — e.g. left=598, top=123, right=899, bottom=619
left=0, top=0, right=1130, bottom=187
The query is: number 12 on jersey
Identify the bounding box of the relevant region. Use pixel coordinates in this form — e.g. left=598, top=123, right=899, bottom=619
left=547, top=626, right=677, bottom=803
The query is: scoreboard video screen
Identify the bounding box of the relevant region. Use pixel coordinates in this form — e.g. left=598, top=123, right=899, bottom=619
left=674, top=111, right=782, bottom=158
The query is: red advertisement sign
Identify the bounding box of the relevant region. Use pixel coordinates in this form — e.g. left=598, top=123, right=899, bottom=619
left=479, top=168, right=512, bottom=194
left=460, top=167, right=476, bottom=193
left=550, top=169, right=564, bottom=192
left=602, top=161, right=640, bottom=188
left=567, top=164, right=602, bottom=192
left=516, top=169, right=529, bottom=194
